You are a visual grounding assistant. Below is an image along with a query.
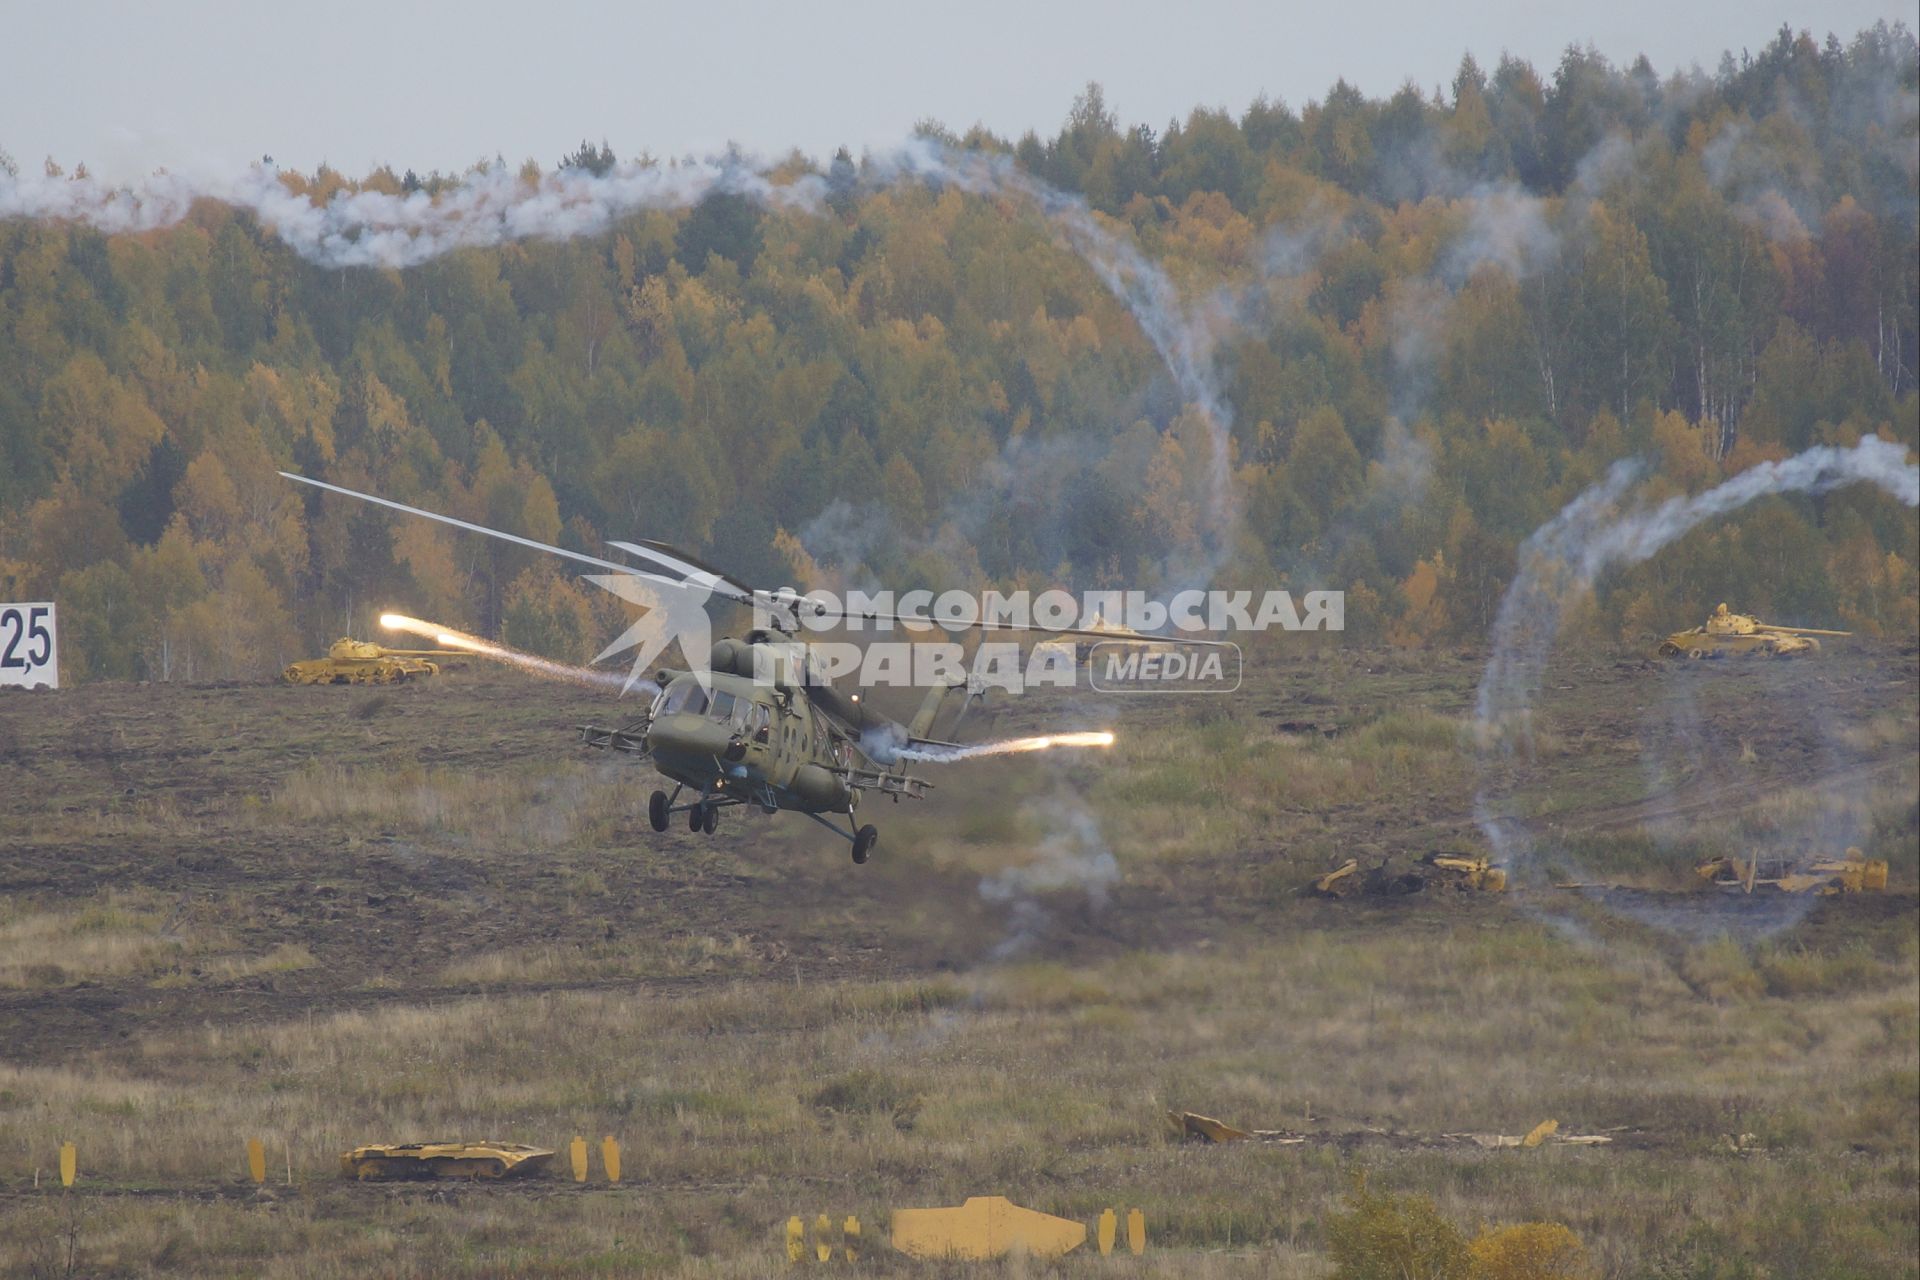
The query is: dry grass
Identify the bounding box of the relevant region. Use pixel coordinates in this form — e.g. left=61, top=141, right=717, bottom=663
left=896, top=707, right=1476, bottom=882
left=1, top=914, right=1913, bottom=1276
left=0, top=894, right=191, bottom=989
left=435, top=933, right=765, bottom=987
left=1836, top=710, right=1918, bottom=755
left=0, top=894, right=323, bottom=992
left=271, top=760, right=636, bottom=849
left=1, top=654, right=1912, bottom=1275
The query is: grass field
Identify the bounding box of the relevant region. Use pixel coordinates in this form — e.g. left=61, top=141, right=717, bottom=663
left=1, top=642, right=1915, bottom=1277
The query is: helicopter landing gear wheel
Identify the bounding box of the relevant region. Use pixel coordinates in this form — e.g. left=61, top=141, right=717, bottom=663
left=688, top=804, right=705, bottom=833
left=702, top=806, right=720, bottom=836
left=851, top=825, right=878, bottom=865
left=648, top=791, right=670, bottom=833
left=1687, top=647, right=1707, bottom=659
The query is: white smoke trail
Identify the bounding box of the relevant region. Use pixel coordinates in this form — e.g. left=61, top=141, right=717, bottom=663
left=380, top=611, right=632, bottom=691
left=978, top=794, right=1119, bottom=959
left=1473, top=434, right=1919, bottom=876
left=0, top=159, right=826, bottom=269
left=2, top=142, right=1244, bottom=576
left=876, top=144, right=1242, bottom=570
left=1475, top=435, right=1918, bottom=738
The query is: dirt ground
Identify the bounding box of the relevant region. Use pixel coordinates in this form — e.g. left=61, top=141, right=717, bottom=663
left=3, top=640, right=1914, bottom=1052
left=1, top=640, right=1915, bottom=1276
left=1, top=645, right=1900, bottom=1056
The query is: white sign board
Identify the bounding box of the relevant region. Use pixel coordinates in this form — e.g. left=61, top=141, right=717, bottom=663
left=0, top=602, right=58, bottom=690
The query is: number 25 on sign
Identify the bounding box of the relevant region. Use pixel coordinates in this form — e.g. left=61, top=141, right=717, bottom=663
left=0, top=603, right=57, bottom=690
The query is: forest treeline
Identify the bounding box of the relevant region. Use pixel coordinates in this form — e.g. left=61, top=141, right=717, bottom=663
left=0, top=23, right=1916, bottom=680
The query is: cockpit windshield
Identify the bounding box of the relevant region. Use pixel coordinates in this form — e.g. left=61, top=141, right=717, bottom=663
left=656, top=677, right=709, bottom=717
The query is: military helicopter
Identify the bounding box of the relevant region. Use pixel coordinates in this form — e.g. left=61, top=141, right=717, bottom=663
left=282, top=472, right=1185, bottom=864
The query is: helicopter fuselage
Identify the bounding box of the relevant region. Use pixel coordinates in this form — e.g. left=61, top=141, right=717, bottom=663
left=643, top=670, right=856, bottom=817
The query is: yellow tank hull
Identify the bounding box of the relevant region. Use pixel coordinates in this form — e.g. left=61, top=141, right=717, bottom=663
left=1658, top=607, right=1847, bottom=658
left=282, top=657, right=441, bottom=684
left=284, top=638, right=466, bottom=684
left=890, top=1196, right=1086, bottom=1260
left=1695, top=849, right=1889, bottom=894
left=339, top=1142, right=553, bottom=1180
left=1657, top=630, right=1819, bottom=658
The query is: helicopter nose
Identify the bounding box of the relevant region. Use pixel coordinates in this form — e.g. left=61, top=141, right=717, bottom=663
left=648, top=714, right=734, bottom=761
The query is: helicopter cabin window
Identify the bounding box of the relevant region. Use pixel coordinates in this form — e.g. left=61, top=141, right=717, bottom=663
left=751, top=704, right=772, bottom=743
left=660, top=679, right=708, bottom=717
left=710, top=689, right=736, bottom=723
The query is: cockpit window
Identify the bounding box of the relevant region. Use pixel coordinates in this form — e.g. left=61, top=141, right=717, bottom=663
left=659, top=679, right=709, bottom=717
left=711, top=690, right=736, bottom=722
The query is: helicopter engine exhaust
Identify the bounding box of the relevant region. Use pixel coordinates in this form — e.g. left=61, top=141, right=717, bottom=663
left=379, top=613, right=631, bottom=692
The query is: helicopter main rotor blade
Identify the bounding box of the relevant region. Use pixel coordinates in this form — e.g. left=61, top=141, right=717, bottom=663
left=605, top=540, right=756, bottom=606
left=285, top=474, right=1225, bottom=648
left=280, top=472, right=678, bottom=586
left=617, top=539, right=743, bottom=588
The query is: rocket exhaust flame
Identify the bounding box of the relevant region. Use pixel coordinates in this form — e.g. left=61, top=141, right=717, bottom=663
left=379, top=613, right=630, bottom=692
left=899, top=731, right=1115, bottom=763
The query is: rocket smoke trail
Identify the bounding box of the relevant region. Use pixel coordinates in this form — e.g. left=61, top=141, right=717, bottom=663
left=0, top=159, right=826, bottom=269
left=1472, top=434, right=1920, bottom=879
left=1475, top=435, right=1918, bottom=739
left=0, top=141, right=1242, bottom=579
left=379, top=612, right=632, bottom=692
left=877, top=144, right=1241, bottom=578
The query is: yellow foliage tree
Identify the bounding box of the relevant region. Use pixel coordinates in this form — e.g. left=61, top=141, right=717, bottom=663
left=1468, top=1222, right=1594, bottom=1280
left=41, top=352, right=168, bottom=497
left=501, top=565, right=598, bottom=662
left=1651, top=409, right=1718, bottom=489
left=1392, top=553, right=1452, bottom=646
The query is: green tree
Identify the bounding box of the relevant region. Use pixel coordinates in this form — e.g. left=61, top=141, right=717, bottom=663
left=1574, top=204, right=1676, bottom=418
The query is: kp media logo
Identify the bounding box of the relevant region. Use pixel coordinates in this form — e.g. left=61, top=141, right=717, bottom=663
left=1088, top=639, right=1242, bottom=693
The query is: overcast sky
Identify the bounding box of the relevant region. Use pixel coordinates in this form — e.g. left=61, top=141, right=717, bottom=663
left=3, top=1, right=1911, bottom=182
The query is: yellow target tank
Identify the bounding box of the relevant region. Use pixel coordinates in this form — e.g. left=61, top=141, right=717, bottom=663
left=283, top=638, right=464, bottom=685
left=1658, top=604, right=1849, bottom=659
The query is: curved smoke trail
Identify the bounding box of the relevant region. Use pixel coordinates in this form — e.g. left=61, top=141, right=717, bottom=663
left=874, top=144, right=1241, bottom=569
left=1473, top=434, right=1920, bottom=881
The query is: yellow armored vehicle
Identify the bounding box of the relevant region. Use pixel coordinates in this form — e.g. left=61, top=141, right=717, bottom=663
left=340, top=1141, right=554, bottom=1180
left=1311, top=851, right=1507, bottom=896
left=283, top=638, right=464, bottom=685
left=1696, top=848, right=1889, bottom=895
left=1658, top=604, right=1849, bottom=658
